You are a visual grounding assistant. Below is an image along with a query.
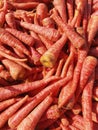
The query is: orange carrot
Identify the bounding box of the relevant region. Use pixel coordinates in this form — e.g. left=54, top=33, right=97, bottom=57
left=42, top=17, right=55, bottom=28
left=5, top=28, right=35, bottom=46
left=5, top=12, right=16, bottom=29
left=0, top=76, right=59, bottom=101
left=20, top=21, right=60, bottom=42
left=17, top=95, right=53, bottom=130
left=67, top=0, right=74, bottom=21
left=0, top=95, right=28, bottom=128
left=82, top=72, right=95, bottom=130
left=53, top=0, right=67, bottom=23
left=52, top=10, right=86, bottom=49
left=0, top=98, right=17, bottom=112
left=9, top=1, right=39, bottom=10
left=0, top=28, right=30, bottom=56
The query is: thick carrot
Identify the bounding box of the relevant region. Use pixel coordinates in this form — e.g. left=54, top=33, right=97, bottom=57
left=9, top=2, right=39, bottom=10
left=20, top=21, right=60, bottom=42
left=82, top=72, right=95, bottom=130
left=17, top=95, right=53, bottom=130
left=2, top=59, right=26, bottom=80
left=76, top=56, right=97, bottom=100
left=8, top=76, right=70, bottom=129
left=53, top=0, right=67, bottom=23
left=52, top=10, right=86, bottom=49
left=42, top=17, right=55, bottom=28
left=5, top=12, right=16, bottom=29
left=87, top=15, right=98, bottom=46
left=36, top=3, right=48, bottom=24
left=5, top=28, right=35, bottom=46
left=0, top=95, right=28, bottom=128
left=0, top=98, right=17, bottom=112
left=40, top=33, right=68, bottom=67
left=0, top=76, right=59, bottom=101
left=0, top=28, right=30, bottom=56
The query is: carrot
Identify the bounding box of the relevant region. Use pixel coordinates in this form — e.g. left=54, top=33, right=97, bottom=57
left=52, top=10, right=86, bottom=49
left=0, top=98, right=17, bottom=112
left=69, top=125, right=80, bottom=130
left=8, top=76, right=70, bottom=129
left=5, top=28, right=35, bottom=46
left=67, top=0, right=74, bottom=21
left=30, top=30, right=47, bottom=55
left=0, top=28, right=30, bottom=56
left=76, top=56, right=97, bottom=100
left=60, top=114, right=69, bottom=127
left=53, top=0, right=67, bottom=23
left=42, top=17, right=55, bottom=28
left=9, top=1, right=39, bottom=10
left=2, top=59, right=26, bottom=80
left=82, top=72, right=95, bottom=130
left=60, top=124, right=71, bottom=130
left=17, top=95, right=53, bottom=130
left=0, top=76, right=59, bottom=101
left=92, top=2, right=98, bottom=11
left=40, top=33, right=67, bottom=67
left=36, top=3, right=48, bottom=24
left=87, top=0, right=92, bottom=20
left=20, top=21, right=60, bottom=42
left=87, top=15, right=98, bottom=46
left=5, top=12, right=16, bottom=29
left=0, top=95, right=28, bottom=128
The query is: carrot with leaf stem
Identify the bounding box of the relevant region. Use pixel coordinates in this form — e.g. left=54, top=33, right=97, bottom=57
left=40, top=33, right=67, bottom=68
left=5, top=12, right=16, bottom=29
left=82, top=71, right=95, bottom=130
left=53, top=0, right=67, bottom=23
left=0, top=76, right=59, bottom=101
left=20, top=21, right=60, bottom=42
left=9, top=1, right=39, bottom=10
left=8, top=76, right=70, bottom=129
left=0, top=98, right=17, bottom=112
left=75, top=56, right=97, bottom=100
left=0, top=28, right=30, bottom=56
left=17, top=95, right=53, bottom=130
left=52, top=9, right=86, bottom=49
left=5, top=28, right=35, bottom=46
left=0, top=95, right=28, bottom=128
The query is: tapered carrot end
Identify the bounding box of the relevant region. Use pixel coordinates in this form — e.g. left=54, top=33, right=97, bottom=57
left=40, top=52, right=56, bottom=68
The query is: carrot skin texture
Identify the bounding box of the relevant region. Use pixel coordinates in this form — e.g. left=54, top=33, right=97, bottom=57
left=20, top=21, right=60, bottom=42
left=0, top=98, right=16, bottom=112
left=5, top=28, right=35, bottom=46
left=0, top=76, right=59, bottom=101
left=0, top=95, right=28, bottom=128
left=82, top=72, right=95, bottom=130
left=17, top=95, right=53, bottom=130
left=52, top=11, right=86, bottom=49
left=0, top=28, right=30, bottom=56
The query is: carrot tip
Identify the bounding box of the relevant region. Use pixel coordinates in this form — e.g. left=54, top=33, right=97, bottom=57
left=40, top=53, right=56, bottom=68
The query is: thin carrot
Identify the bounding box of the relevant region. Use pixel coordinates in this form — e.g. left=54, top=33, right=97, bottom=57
left=82, top=71, right=95, bottom=130
left=17, top=95, right=53, bottom=130
left=0, top=95, right=28, bottom=128
left=53, top=0, right=67, bottom=23
left=9, top=1, right=39, bottom=10
left=52, top=9, right=86, bottom=49
left=20, top=21, right=60, bottom=42
left=0, top=98, right=17, bottom=112
left=0, top=28, right=30, bottom=56
left=67, top=0, right=74, bottom=21
left=5, top=28, right=35, bottom=46
left=0, top=76, right=59, bottom=101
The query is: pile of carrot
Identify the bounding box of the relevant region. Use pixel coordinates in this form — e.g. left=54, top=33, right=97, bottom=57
left=0, top=0, right=98, bottom=130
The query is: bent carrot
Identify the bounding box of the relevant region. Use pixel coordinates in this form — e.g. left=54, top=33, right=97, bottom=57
left=0, top=95, right=28, bottom=128
left=20, top=21, right=60, bottom=42
left=17, top=95, right=53, bottom=130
